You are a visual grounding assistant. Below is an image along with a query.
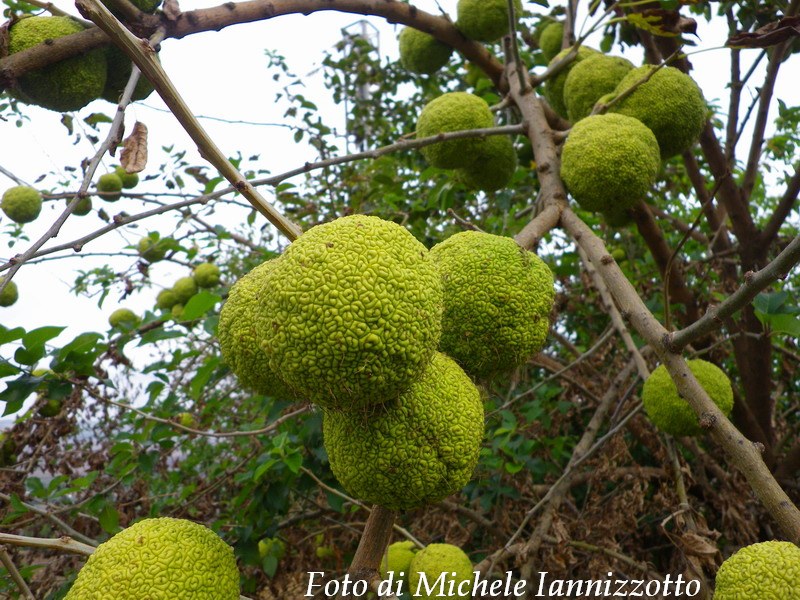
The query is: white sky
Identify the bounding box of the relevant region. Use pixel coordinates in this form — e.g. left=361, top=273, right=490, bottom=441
left=0, top=1, right=797, bottom=376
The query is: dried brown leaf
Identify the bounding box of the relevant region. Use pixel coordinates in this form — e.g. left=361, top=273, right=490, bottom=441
left=727, top=16, right=800, bottom=48
left=120, top=121, right=148, bottom=173
left=681, top=532, right=719, bottom=557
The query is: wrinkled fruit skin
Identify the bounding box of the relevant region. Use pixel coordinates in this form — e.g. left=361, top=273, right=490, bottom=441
left=64, top=517, right=239, bottom=599
left=408, top=543, right=474, bottom=600
left=454, top=134, right=518, bottom=192
left=430, top=231, right=554, bottom=379
left=258, top=215, right=443, bottom=409
left=102, top=45, right=155, bottom=104
left=2, top=186, right=43, bottom=224
left=560, top=113, right=660, bottom=213
left=97, top=173, right=123, bottom=201
left=172, top=277, right=198, bottom=304
left=193, top=263, right=221, bottom=288
left=323, top=352, right=484, bottom=510
left=608, top=65, right=707, bottom=159
left=108, top=308, right=139, bottom=329
left=115, top=166, right=140, bottom=189
left=9, top=16, right=107, bottom=112
left=542, top=46, right=599, bottom=118
left=714, top=541, right=800, bottom=599
left=68, top=197, right=93, bottom=216
left=217, top=259, right=293, bottom=399
left=456, top=0, right=523, bottom=43
left=381, top=540, right=418, bottom=580
left=138, top=237, right=169, bottom=262
left=642, top=359, right=734, bottom=437
left=563, top=54, right=633, bottom=123
left=398, top=27, right=453, bottom=74
left=416, top=92, right=494, bottom=169
left=0, top=278, right=19, bottom=307
left=538, top=22, right=564, bottom=62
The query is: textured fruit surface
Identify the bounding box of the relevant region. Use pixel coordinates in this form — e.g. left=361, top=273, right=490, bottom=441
left=455, top=134, right=517, bottom=192
left=714, top=541, right=800, bottom=599
left=642, top=359, right=734, bottom=436
left=172, top=277, right=198, bottom=304
left=542, top=46, right=599, bottom=118
left=430, top=231, right=554, bottom=379
left=114, top=166, right=140, bottom=189
left=1, top=186, right=42, bottom=224
left=0, top=278, right=19, bottom=307
left=408, top=543, right=474, bottom=600
left=398, top=27, right=453, bottom=74
left=68, top=197, right=92, bottom=216
left=258, top=215, right=442, bottom=409
left=218, top=259, right=293, bottom=398
left=8, top=16, right=106, bottom=112
left=560, top=113, right=660, bottom=213
left=456, top=0, right=522, bottom=42
left=138, top=237, right=169, bottom=262
left=416, top=92, right=494, bottom=169
left=64, top=517, right=239, bottom=599
left=608, top=65, right=707, bottom=158
left=102, top=45, right=155, bottom=103
left=563, top=54, right=634, bottom=123
left=538, top=22, right=564, bottom=61
left=97, top=173, right=123, bottom=201
left=380, top=540, right=418, bottom=579
left=193, top=263, right=221, bottom=288
left=323, top=352, right=483, bottom=510
left=108, top=308, right=139, bottom=328
left=156, top=289, right=178, bottom=310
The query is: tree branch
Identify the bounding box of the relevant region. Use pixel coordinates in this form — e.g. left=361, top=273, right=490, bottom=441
left=759, top=162, right=800, bottom=249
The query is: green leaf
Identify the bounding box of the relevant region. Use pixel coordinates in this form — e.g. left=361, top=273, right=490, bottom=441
left=23, top=326, right=66, bottom=349
left=98, top=504, right=120, bottom=534
left=760, top=313, right=800, bottom=337
left=181, top=292, right=221, bottom=321
left=139, top=328, right=184, bottom=345
left=753, top=292, right=790, bottom=315
left=1, top=377, right=39, bottom=416
left=0, top=327, right=25, bottom=345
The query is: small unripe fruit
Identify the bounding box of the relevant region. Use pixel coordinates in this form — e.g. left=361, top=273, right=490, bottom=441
left=97, top=173, right=123, bottom=201
left=192, top=263, right=221, bottom=288
left=2, top=186, right=42, bottom=224
left=108, top=308, right=140, bottom=329
left=0, top=278, right=19, bottom=307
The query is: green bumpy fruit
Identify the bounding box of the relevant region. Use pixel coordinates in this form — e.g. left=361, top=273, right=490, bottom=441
left=8, top=17, right=107, bottom=112
left=560, top=113, right=660, bottom=213
left=217, top=259, right=294, bottom=399
left=171, top=277, right=198, bottom=304
left=642, top=359, right=734, bottom=437
left=456, top=0, right=523, bottom=43
left=156, top=289, right=179, bottom=311
left=257, top=215, right=443, bottom=409
left=538, top=22, right=564, bottom=62
left=714, top=541, right=800, bottom=599
left=454, top=134, right=518, bottom=192
left=102, top=46, right=155, bottom=104
left=108, top=308, right=139, bottom=329
left=398, top=27, right=453, bottom=74
left=137, top=236, right=170, bottom=262
left=408, top=544, right=474, bottom=600
left=67, top=197, right=92, bottom=216
left=430, top=231, right=554, bottom=379
left=380, top=540, right=419, bottom=580
left=97, top=173, right=123, bottom=201
left=323, top=352, right=483, bottom=510
left=542, top=46, right=599, bottom=118
left=64, top=517, right=239, bottom=600
left=563, top=54, right=634, bottom=123
left=417, top=92, right=494, bottom=169
left=193, top=263, right=221, bottom=288
left=608, top=65, right=707, bottom=159
left=0, top=278, right=19, bottom=307
left=114, top=166, right=140, bottom=189
left=2, top=186, right=42, bottom=224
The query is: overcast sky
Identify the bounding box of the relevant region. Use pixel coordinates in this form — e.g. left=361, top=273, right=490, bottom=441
left=0, top=1, right=797, bottom=379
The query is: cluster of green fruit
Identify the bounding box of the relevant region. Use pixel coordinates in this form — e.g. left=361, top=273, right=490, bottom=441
left=218, top=214, right=554, bottom=511
left=94, top=165, right=140, bottom=204
left=397, top=0, right=523, bottom=75
left=5, top=10, right=160, bottom=113
left=381, top=541, right=473, bottom=600
left=416, top=92, right=517, bottom=193
left=64, top=517, right=240, bottom=599
left=544, top=41, right=707, bottom=224
left=107, top=262, right=221, bottom=329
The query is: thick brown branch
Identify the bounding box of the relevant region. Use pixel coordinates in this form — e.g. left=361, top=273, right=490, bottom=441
left=760, top=162, right=800, bottom=249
